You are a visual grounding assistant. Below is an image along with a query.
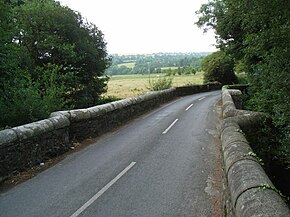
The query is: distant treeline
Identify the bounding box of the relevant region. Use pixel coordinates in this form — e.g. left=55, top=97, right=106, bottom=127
left=105, top=53, right=210, bottom=75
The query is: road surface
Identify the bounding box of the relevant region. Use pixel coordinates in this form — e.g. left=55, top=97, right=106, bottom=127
left=0, top=91, right=223, bottom=217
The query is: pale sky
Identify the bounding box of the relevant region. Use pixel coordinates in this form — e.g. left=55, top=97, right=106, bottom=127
left=57, top=0, right=216, bottom=54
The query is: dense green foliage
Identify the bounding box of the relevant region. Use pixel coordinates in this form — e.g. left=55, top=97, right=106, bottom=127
left=196, top=0, right=290, bottom=169
left=201, top=51, right=238, bottom=85
left=105, top=53, right=208, bottom=75
left=0, top=0, right=111, bottom=128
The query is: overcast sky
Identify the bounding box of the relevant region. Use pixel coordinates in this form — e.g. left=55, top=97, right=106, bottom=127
left=57, top=0, right=216, bottom=54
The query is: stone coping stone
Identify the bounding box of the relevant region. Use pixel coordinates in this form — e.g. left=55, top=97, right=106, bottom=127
left=236, top=188, right=290, bottom=217
left=70, top=109, right=92, bottom=122
left=13, top=119, right=55, bottom=141
left=221, top=125, right=243, bottom=145
left=110, top=98, right=132, bottom=109
left=0, top=129, right=18, bottom=146
left=223, top=141, right=256, bottom=174
left=89, top=103, right=115, bottom=118
left=228, top=89, right=242, bottom=97
left=221, top=130, right=248, bottom=147
left=49, top=111, right=70, bottom=119
left=228, top=159, right=273, bottom=207
left=48, top=115, right=70, bottom=129
left=221, top=119, right=240, bottom=132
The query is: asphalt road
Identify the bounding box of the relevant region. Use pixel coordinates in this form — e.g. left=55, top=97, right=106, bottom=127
left=0, top=91, right=223, bottom=217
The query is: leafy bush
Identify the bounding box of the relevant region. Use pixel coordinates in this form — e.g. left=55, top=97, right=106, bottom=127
left=201, top=51, right=238, bottom=85
left=0, top=67, right=66, bottom=128
left=148, top=76, right=173, bottom=91
left=236, top=73, right=248, bottom=84
left=245, top=49, right=290, bottom=168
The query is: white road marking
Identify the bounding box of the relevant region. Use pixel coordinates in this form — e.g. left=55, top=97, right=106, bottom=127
left=185, top=104, right=193, bottom=111
left=198, top=97, right=206, bottom=101
left=162, top=119, right=179, bottom=134
left=70, top=162, right=136, bottom=217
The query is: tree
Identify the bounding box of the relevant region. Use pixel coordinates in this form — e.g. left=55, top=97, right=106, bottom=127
left=0, top=0, right=112, bottom=127
left=0, top=1, right=66, bottom=127
left=201, top=51, right=237, bottom=85
left=196, top=0, right=290, bottom=167
left=0, top=0, right=23, bottom=83
left=14, top=0, right=111, bottom=108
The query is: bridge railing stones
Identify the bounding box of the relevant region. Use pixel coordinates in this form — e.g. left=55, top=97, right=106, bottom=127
left=221, top=87, right=290, bottom=217
left=0, top=83, right=222, bottom=182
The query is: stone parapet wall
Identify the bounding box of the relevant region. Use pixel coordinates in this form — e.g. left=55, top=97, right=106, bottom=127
left=50, top=88, right=177, bottom=141
left=0, top=115, right=70, bottom=182
left=0, top=84, right=221, bottom=181
left=175, top=82, right=222, bottom=96
left=221, top=88, right=290, bottom=217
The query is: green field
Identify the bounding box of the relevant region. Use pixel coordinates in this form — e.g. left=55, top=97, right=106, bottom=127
left=104, top=72, right=204, bottom=99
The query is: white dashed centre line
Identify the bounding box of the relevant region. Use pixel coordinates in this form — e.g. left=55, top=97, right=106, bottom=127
left=185, top=104, right=193, bottom=111
left=70, top=162, right=136, bottom=217
left=162, top=119, right=179, bottom=134
left=198, top=97, right=206, bottom=101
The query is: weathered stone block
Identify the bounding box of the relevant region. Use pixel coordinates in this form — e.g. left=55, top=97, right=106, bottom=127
left=221, top=125, right=242, bottom=146
left=0, top=129, right=18, bottom=146
left=228, top=160, right=273, bottom=207
left=228, top=89, right=242, bottom=109
left=221, top=119, right=240, bottom=132
left=49, top=111, right=70, bottom=119
left=70, top=109, right=91, bottom=122
left=48, top=115, right=70, bottom=129
left=223, top=141, right=256, bottom=174
left=236, top=188, right=290, bottom=217
left=111, top=99, right=131, bottom=109
left=221, top=130, right=248, bottom=147
left=14, top=119, right=54, bottom=141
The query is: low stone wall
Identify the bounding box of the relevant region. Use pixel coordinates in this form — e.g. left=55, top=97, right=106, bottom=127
left=0, top=115, right=70, bottom=182
left=221, top=88, right=290, bottom=217
left=0, top=84, right=221, bottom=181
left=50, top=89, right=176, bottom=142
left=175, top=82, right=222, bottom=96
